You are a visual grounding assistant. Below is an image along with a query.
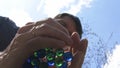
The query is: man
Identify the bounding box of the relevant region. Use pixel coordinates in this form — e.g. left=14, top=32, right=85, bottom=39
left=0, top=13, right=88, bottom=68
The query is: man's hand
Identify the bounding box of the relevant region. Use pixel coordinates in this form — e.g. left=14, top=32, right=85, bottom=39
left=0, top=18, right=73, bottom=68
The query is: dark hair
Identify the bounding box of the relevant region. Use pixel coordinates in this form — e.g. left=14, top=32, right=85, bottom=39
left=54, top=13, right=83, bottom=38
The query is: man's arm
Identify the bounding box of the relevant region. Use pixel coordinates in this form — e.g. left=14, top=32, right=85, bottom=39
left=0, top=18, right=73, bottom=68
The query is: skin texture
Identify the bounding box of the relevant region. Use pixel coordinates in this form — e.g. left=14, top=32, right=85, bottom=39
left=0, top=17, right=88, bottom=68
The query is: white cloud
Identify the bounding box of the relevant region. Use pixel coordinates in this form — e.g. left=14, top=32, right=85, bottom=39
left=37, top=0, right=45, bottom=12
left=104, top=44, right=120, bottom=68
left=0, top=0, right=93, bottom=27
left=44, top=0, right=74, bottom=17
left=67, top=0, right=93, bottom=15
left=8, top=9, right=33, bottom=27
left=37, top=0, right=93, bottom=17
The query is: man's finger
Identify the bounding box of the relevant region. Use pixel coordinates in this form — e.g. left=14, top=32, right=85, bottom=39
left=25, top=36, right=66, bottom=54
left=35, top=18, right=69, bottom=35
left=32, top=23, right=73, bottom=45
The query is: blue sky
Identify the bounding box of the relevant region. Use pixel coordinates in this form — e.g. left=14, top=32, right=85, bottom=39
left=79, top=0, right=120, bottom=67
left=80, top=0, right=120, bottom=53
left=80, top=0, right=120, bottom=42
left=0, top=0, right=120, bottom=67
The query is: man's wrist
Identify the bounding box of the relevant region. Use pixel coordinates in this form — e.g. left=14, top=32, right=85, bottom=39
left=0, top=46, right=26, bottom=68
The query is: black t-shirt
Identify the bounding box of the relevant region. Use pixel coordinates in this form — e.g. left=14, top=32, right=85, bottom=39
left=0, top=16, right=19, bottom=51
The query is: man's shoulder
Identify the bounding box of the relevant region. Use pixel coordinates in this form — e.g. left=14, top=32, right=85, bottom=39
left=0, top=16, right=18, bottom=28
left=0, top=16, right=10, bottom=25
left=0, top=16, right=9, bottom=21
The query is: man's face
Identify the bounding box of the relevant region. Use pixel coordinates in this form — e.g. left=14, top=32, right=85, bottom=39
left=55, top=16, right=77, bottom=35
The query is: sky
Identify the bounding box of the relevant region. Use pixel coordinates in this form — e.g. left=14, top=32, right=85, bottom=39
left=0, top=0, right=120, bottom=68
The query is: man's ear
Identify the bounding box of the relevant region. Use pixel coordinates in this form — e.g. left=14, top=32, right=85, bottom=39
left=71, top=32, right=88, bottom=52
left=80, top=39, right=88, bottom=52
